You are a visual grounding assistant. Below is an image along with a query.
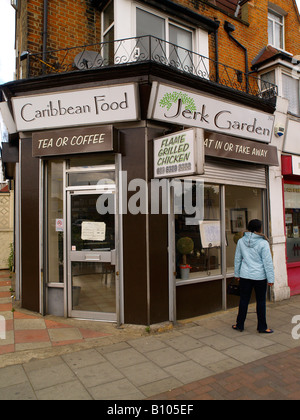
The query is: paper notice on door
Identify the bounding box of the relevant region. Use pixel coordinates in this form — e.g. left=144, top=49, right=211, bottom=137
left=56, top=218, right=64, bottom=232
left=81, top=222, right=106, bottom=241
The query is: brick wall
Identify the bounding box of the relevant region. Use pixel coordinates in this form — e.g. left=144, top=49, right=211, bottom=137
left=183, top=0, right=300, bottom=70
left=15, top=0, right=300, bottom=79
left=26, top=0, right=100, bottom=51
left=16, top=0, right=101, bottom=78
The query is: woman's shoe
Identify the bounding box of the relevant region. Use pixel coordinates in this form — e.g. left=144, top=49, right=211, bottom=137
left=259, top=329, right=274, bottom=334
left=232, top=325, right=244, bottom=332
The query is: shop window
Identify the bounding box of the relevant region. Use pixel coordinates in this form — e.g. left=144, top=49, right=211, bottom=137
left=225, top=185, right=263, bottom=273
left=67, top=154, right=116, bottom=187
left=284, top=183, right=300, bottom=263
left=69, top=154, right=115, bottom=167
left=47, top=160, right=64, bottom=283
left=268, top=10, right=284, bottom=50
left=174, top=182, right=264, bottom=282
left=175, top=182, right=221, bottom=280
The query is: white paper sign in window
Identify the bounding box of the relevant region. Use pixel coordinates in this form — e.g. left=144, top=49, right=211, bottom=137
left=199, top=221, right=221, bottom=248
left=81, top=222, right=106, bottom=241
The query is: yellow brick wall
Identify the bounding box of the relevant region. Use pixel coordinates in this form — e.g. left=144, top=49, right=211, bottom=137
left=0, top=192, right=14, bottom=270
left=16, top=0, right=300, bottom=77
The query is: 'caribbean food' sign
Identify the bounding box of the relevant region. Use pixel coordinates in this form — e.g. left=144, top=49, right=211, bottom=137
left=148, top=82, right=275, bottom=143
left=12, top=83, right=139, bottom=131
left=153, top=128, right=204, bottom=178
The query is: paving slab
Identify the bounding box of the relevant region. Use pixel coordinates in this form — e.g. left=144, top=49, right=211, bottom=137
left=1, top=271, right=300, bottom=400
left=23, top=357, right=76, bottom=391
left=164, top=360, right=213, bottom=384
left=35, top=380, right=92, bottom=401
left=89, top=378, right=144, bottom=400
left=75, top=361, right=124, bottom=388
left=223, top=344, right=269, bottom=364
left=120, top=361, right=170, bottom=387
left=105, top=347, right=148, bottom=368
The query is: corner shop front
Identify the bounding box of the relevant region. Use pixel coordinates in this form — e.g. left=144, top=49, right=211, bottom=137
left=8, top=79, right=279, bottom=325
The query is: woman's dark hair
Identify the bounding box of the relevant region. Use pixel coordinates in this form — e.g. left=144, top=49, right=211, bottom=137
left=247, top=219, right=262, bottom=233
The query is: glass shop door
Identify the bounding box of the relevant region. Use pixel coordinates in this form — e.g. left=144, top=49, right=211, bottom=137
left=67, top=188, right=117, bottom=321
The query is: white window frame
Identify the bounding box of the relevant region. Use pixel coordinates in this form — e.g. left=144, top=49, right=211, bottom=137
left=133, top=3, right=196, bottom=54
left=281, top=71, right=300, bottom=116
left=133, top=2, right=210, bottom=73
left=101, top=0, right=114, bottom=43
left=260, top=64, right=300, bottom=117
left=268, top=9, right=285, bottom=50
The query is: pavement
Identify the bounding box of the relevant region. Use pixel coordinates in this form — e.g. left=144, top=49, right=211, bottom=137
left=1, top=269, right=300, bottom=400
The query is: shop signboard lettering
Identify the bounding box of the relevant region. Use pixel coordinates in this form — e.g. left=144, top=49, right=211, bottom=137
left=204, top=132, right=279, bottom=166
left=148, top=82, right=275, bottom=143
left=153, top=128, right=204, bottom=178
left=12, top=83, right=139, bottom=131
left=32, top=125, right=116, bottom=157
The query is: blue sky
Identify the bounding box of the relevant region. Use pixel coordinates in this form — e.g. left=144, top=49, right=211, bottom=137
left=0, top=0, right=300, bottom=84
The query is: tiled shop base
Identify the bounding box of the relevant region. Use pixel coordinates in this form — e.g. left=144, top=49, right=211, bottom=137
left=0, top=271, right=112, bottom=355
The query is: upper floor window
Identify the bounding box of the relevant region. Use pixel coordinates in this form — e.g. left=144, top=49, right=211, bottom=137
left=136, top=7, right=193, bottom=68
left=261, top=69, right=300, bottom=116
left=268, top=10, right=284, bottom=49
left=102, top=1, right=114, bottom=62
left=282, top=73, right=300, bottom=116
left=102, top=0, right=114, bottom=42
left=136, top=8, right=193, bottom=49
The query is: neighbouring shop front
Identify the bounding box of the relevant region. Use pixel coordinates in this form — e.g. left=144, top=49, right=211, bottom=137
left=282, top=154, right=300, bottom=296
left=2, top=76, right=279, bottom=325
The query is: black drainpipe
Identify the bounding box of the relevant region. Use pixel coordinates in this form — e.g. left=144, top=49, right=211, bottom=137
left=214, top=19, right=220, bottom=84
left=224, top=21, right=249, bottom=93
left=42, top=0, right=49, bottom=75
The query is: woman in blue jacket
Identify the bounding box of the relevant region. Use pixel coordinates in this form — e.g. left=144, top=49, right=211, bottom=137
left=233, top=219, right=274, bottom=334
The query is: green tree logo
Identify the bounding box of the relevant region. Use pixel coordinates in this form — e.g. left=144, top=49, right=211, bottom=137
left=159, top=92, right=196, bottom=112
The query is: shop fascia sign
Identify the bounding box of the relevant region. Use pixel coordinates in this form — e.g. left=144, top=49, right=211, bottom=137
left=12, top=83, right=139, bottom=131
left=204, top=131, right=279, bottom=166
left=32, top=125, right=116, bottom=157
left=153, top=128, right=204, bottom=178
left=148, top=82, right=275, bottom=143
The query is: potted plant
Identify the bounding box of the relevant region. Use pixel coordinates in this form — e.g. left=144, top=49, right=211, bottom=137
left=177, top=237, right=194, bottom=280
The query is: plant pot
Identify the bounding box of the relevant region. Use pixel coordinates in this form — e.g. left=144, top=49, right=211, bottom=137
left=180, top=265, right=191, bottom=280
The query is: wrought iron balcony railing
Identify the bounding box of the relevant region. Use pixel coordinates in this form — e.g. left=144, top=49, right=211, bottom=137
left=23, top=35, right=277, bottom=102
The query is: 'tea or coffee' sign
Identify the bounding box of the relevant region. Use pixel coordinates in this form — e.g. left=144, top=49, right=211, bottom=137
left=32, top=125, right=116, bottom=157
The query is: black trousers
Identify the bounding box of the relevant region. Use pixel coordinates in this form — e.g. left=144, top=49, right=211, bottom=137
left=236, top=278, right=268, bottom=332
